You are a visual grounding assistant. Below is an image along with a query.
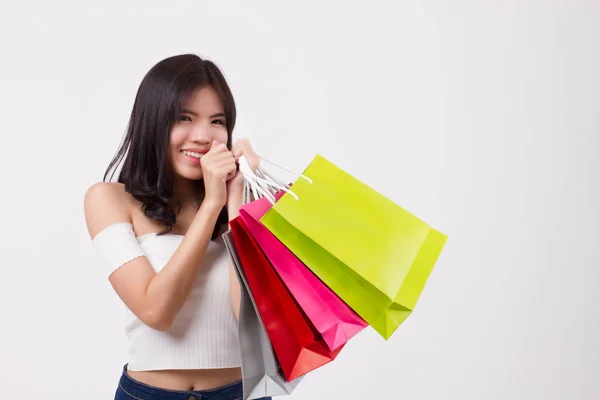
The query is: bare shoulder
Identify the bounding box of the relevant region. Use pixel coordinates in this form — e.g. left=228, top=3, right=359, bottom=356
left=84, top=182, right=134, bottom=239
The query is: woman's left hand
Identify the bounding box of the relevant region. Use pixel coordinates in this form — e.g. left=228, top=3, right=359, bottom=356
left=227, top=138, right=260, bottom=188
left=233, top=138, right=260, bottom=171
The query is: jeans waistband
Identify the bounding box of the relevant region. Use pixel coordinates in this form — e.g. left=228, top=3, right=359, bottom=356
left=117, top=364, right=243, bottom=400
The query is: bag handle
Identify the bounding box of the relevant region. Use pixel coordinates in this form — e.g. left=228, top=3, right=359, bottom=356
left=238, top=155, right=310, bottom=204
left=239, top=156, right=276, bottom=203
left=240, top=158, right=276, bottom=204
left=258, top=157, right=313, bottom=184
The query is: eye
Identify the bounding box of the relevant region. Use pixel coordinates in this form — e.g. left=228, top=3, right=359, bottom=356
left=212, top=119, right=226, bottom=126
left=180, top=115, right=192, bottom=122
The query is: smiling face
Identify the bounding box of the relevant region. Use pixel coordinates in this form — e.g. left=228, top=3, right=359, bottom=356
left=168, top=85, right=229, bottom=181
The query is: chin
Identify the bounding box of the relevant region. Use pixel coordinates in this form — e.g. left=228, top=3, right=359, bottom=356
left=174, top=166, right=203, bottom=181
left=184, top=173, right=204, bottom=181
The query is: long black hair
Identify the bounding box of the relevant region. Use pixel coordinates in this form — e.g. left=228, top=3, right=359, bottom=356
left=103, top=54, right=236, bottom=239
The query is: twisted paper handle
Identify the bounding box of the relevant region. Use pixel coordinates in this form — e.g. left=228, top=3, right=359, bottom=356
left=238, top=155, right=312, bottom=205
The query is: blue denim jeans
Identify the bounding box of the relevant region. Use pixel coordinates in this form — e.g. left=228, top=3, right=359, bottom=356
left=115, top=364, right=271, bottom=400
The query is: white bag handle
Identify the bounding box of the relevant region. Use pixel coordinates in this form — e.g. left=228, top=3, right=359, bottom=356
left=258, top=157, right=313, bottom=185
left=238, top=155, right=312, bottom=205
left=239, top=156, right=276, bottom=204
left=242, top=179, right=249, bottom=204
left=238, top=156, right=302, bottom=204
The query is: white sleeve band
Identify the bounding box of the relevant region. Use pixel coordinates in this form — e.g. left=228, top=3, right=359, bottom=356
left=92, top=222, right=146, bottom=278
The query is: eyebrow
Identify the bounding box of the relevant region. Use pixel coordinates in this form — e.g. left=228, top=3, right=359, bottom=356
left=181, top=109, right=225, bottom=118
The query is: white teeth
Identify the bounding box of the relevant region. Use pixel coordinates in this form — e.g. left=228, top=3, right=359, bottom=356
left=182, top=151, right=202, bottom=159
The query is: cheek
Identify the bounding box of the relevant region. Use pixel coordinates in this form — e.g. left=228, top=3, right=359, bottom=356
left=214, top=128, right=229, bottom=144
left=169, top=127, right=187, bottom=148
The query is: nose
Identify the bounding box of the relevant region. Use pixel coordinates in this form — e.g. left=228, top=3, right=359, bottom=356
left=188, top=121, right=212, bottom=144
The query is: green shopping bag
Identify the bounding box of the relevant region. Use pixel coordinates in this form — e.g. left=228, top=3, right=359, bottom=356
left=260, top=155, right=447, bottom=339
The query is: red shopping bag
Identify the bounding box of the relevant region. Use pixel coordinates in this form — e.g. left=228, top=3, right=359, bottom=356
left=230, top=216, right=343, bottom=382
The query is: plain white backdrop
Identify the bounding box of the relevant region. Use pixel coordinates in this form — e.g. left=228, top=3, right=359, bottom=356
left=0, top=1, right=598, bottom=399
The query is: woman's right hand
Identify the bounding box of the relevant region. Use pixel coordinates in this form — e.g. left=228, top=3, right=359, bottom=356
left=200, top=140, right=237, bottom=208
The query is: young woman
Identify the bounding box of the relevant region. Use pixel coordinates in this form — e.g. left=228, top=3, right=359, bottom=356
left=84, top=54, right=270, bottom=400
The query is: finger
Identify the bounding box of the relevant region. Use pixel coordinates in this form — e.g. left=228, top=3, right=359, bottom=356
left=233, top=138, right=249, bottom=150
left=226, top=170, right=237, bottom=181
left=232, top=141, right=243, bottom=154
left=232, top=147, right=243, bottom=158
left=207, top=141, right=228, bottom=154
left=218, top=156, right=237, bottom=168
left=225, top=164, right=238, bottom=181
left=212, top=145, right=229, bottom=155
left=211, top=155, right=235, bottom=170
left=216, top=161, right=237, bottom=174
left=208, top=151, right=235, bottom=163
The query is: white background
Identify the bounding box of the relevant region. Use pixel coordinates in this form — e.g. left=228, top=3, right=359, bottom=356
left=0, top=1, right=598, bottom=399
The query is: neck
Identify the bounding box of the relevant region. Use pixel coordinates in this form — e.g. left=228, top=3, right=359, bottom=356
left=172, top=176, right=203, bottom=208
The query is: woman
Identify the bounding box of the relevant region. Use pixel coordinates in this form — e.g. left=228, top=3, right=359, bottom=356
left=84, top=54, right=269, bottom=400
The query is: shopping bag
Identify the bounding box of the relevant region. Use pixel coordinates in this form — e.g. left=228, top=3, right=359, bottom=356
left=260, top=154, right=448, bottom=339
left=223, top=231, right=302, bottom=399
left=240, top=196, right=367, bottom=351
left=229, top=216, right=343, bottom=382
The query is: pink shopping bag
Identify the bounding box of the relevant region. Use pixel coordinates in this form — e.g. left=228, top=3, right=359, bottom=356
left=240, top=195, right=367, bottom=352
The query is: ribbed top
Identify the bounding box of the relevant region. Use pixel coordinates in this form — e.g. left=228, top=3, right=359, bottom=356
left=121, top=232, right=241, bottom=371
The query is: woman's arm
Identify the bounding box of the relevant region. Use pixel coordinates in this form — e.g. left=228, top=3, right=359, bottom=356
left=225, top=138, right=261, bottom=319
left=225, top=180, right=244, bottom=319
left=84, top=182, right=223, bottom=331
